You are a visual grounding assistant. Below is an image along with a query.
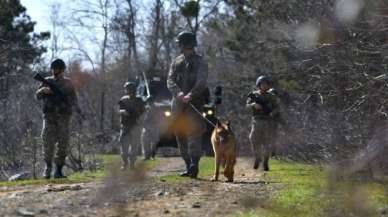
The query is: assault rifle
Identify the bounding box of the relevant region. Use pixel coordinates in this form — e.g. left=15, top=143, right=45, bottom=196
left=142, top=71, right=151, bottom=101
left=33, top=72, right=84, bottom=119
left=247, top=92, right=272, bottom=116
left=33, top=73, right=68, bottom=104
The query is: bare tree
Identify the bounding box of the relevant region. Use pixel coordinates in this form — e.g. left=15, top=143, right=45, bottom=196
left=112, top=0, right=140, bottom=78
left=67, top=0, right=113, bottom=131
left=147, top=0, right=163, bottom=72
left=48, top=2, right=62, bottom=60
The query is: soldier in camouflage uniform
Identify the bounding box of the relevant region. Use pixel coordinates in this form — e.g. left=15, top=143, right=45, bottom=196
left=246, top=75, right=280, bottom=171
left=167, top=31, right=208, bottom=178
left=118, top=82, right=145, bottom=169
left=36, top=59, right=78, bottom=179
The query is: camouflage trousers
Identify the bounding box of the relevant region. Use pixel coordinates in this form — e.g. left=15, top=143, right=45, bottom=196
left=249, top=118, right=278, bottom=163
left=41, top=114, right=71, bottom=166
left=119, top=125, right=141, bottom=165
left=141, top=127, right=159, bottom=158
left=172, top=100, right=206, bottom=161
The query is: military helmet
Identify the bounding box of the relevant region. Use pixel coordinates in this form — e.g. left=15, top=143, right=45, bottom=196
left=124, top=81, right=137, bottom=93
left=50, top=59, right=66, bottom=70
left=175, top=31, right=197, bottom=47
left=256, top=75, right=270, bottom=87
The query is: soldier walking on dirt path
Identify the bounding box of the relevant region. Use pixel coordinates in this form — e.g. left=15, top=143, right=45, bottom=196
left=118, top=82, right=145, bottom=170
left=246, top=75, right=280, bottom=171
left=167, top=31, right=209, bottom=179
left=36, top=59, right=78, bottom=179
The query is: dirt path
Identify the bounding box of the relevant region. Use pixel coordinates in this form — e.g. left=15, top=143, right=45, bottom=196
left=0, top=157, right=276, bottom=217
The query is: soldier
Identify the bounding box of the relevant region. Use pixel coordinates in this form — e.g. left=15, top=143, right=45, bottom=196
left=36, top=59, right=78, bottom=179
left=167, top=31, right=208, bottom=178
left=118, top=81, right=145, bottom=169
left=247, top=75, right=280, bottom=171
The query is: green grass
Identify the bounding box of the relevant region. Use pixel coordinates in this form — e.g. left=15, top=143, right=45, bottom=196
left=158, top=158, right=388, bottom=217
left=236, top=159, right=388, bottom=217
left=0, top=155, right=159, bottom=187
left=158, top=157, right=214, bottom=183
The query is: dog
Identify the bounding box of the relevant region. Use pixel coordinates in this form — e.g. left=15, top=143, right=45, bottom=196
left=211, top=120, right=237, bottom=182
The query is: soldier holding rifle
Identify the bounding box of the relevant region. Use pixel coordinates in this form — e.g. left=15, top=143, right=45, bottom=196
left=35, top=59, right=78, bottom=179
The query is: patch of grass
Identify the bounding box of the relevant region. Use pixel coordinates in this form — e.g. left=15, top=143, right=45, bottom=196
left=0, top=155, right=159, bottom=187
left=198, top=157, right=215, bottom=177
left=236, top=159, right=388, bottom=217
left=158, top=157, right=214, bottom=183
left=0, top=178, right=80, bottom=187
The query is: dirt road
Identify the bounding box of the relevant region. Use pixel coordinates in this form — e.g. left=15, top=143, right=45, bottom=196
left=0, top=157, right=275, bottom=217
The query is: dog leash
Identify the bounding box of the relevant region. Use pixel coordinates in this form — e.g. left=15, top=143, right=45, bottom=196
left=189, top=102, right=217, bottom=128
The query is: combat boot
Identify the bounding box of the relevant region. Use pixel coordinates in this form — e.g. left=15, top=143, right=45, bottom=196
left=179, top=158, right=191, bottom=177
left=129, top=158, right=136, bottom=169
left=253, top=157, right=261, bottom=170
left=121, top=160, right=128, bottom=170
left=43, top=161, right=52, bottom=179
left=263, top=156, right=270, bottom=172
left=189, top=157, right=200, bottom=179
left=53, top=165, right=67, bottom=179
left=143, top=152, right=151, bottom=161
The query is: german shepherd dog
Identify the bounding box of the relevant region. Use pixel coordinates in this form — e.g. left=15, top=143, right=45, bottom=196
left=211, top=120, right=237, bottom=182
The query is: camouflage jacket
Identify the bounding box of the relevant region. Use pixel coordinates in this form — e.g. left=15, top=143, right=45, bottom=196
left=118, top=95, right=145, bottom=126
left=36, top=75, right=78, bottom=116
left=246, top=90, right=280, bottom=119
left=167, top=53, right=208, bottom=106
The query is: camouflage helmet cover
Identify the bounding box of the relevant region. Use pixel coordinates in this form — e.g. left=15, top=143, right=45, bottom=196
left=124, top=81, right=137, bottom=92
left=256, top=75, right=270, bottom=87
left=175, top=31, right=197, bottom=47
left=50, top=59, right=66, bottom=70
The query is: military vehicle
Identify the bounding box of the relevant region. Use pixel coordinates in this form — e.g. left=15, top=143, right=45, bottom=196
left=137, top=75, right=222, bottom=156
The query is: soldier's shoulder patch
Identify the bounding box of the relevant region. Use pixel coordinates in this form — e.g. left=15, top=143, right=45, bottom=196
left=119, top=96, right=130, bottom=106
left=45, top=76, right=55, bottom=80
left=120, top=95, right=130, bottom=101
left=174, top=54, right=185, bottom=64
left=247, top=91, right=256, bottom=98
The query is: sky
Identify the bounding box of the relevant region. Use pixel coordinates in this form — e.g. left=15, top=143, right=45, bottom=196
left=20, top=0, right=51, bottom=33
left=20, top=0, right=154, bottom=33
left=20, top=0, right=154, bottom=69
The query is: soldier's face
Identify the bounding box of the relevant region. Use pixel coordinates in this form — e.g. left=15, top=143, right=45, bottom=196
left=179, top=44, right=194, bottom=54
left=52, top=69, right=64, bottom=77
left=126, top=89, right=135, bottom=95
left=259, top=82, right=270, bottom=91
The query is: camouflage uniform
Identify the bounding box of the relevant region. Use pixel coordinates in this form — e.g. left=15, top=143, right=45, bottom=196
left=247, top=89, right=280, bottom=171
left=118, top=94, right=145, bottom=168
left=167, top=52, right=208, bottom=176
left=36, top=75, right=78, bottom=171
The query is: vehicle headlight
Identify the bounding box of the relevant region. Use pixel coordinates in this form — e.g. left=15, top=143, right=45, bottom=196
left=202, top=112, right=206, bottom=117
left=164, top=111, right=171, bottom=117
left=207, top=110, right=214, bottom=115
